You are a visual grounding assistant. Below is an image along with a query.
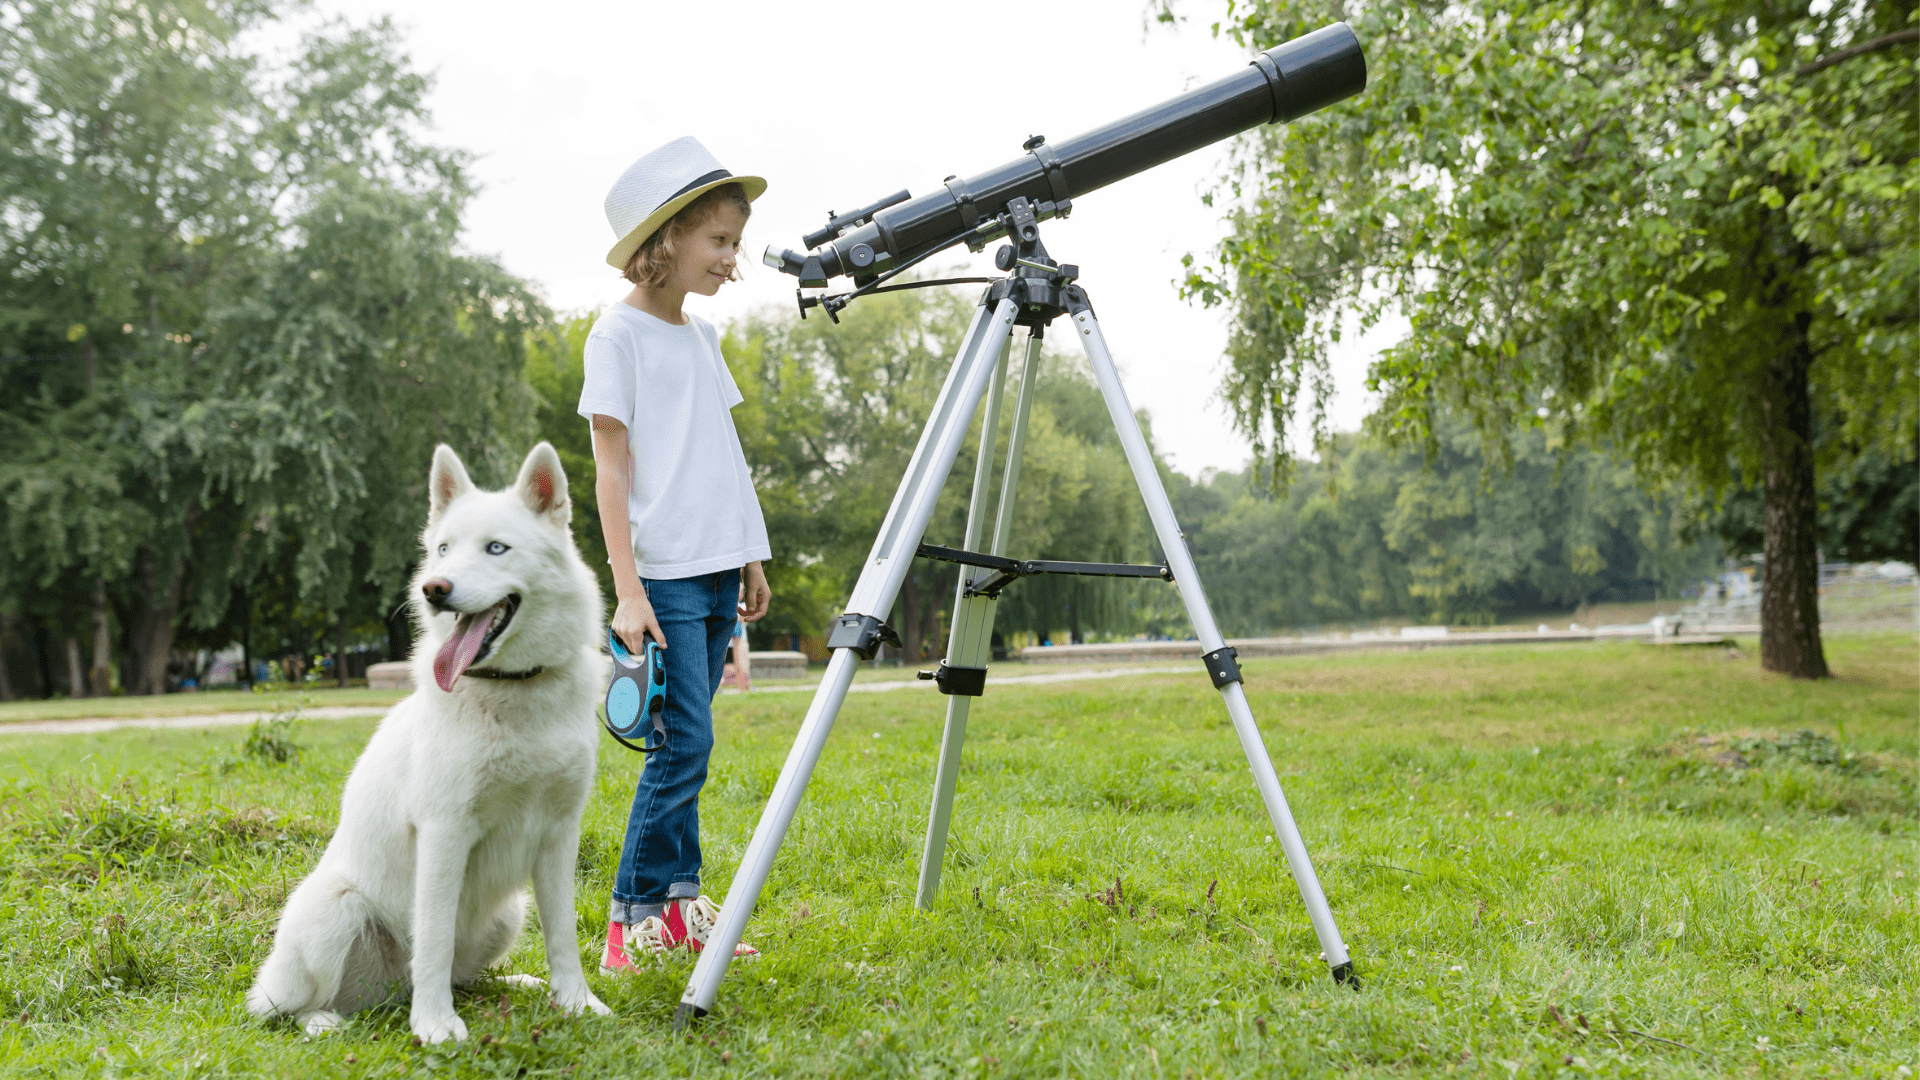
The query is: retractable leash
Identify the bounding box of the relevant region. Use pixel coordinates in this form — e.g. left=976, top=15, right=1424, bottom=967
left=604, top=630, right=668, bottom=754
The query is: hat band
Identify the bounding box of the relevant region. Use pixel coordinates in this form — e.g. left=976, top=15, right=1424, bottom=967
left=660, top=168, right=734, bottom=210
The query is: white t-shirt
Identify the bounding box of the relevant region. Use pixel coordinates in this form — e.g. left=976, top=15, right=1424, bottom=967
left=576, top=304, right=771, bottom=579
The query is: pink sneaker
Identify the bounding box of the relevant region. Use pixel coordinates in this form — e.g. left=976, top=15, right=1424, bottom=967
left=661, top=895, right=759, bottom=959
left=599, top=916, right=671, bottom=973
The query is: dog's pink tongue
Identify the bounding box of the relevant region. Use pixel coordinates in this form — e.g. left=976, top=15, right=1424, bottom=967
left=433, top=607, right=498, bottom=692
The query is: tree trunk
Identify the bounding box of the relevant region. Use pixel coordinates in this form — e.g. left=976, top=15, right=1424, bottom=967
left=65, top=637, right=87, bottom=698
left=89, top=579, right=114, bottom=696
left=1757, top=316, right=1829, bottom=679
left=919, top=589, right=943, bottom=665
left=385, top=593, right=411, bottom=661
left=899, top=574, right=925, bottom=665
left=241, top=593, right=253, bottom=688
left=34, top=624, right=53, bottom=700
left=0, top=614, right=16, bottom=702
left=336, top=612, right=349, bottom=688
left=126, top=545, right=186, bottom=696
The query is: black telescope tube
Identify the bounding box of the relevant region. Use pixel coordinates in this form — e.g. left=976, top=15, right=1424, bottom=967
left=781, top=22, right=1365, bottom=285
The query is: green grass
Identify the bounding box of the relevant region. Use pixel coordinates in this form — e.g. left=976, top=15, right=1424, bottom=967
left=0, top=634, right=1912, bottom=1077
left=0, top=686, right=408, bottom=725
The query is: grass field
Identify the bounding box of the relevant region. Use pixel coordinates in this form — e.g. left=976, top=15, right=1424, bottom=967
left=0, top=687, right=409, bottom=725
left=0, top=658, right=1131, bottom=725
left=0, top=634, right=1912, bottom=1077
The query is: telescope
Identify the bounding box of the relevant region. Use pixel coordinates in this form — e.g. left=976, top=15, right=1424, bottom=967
left=680, top=23, right=1370, bottom=1027
left=764, top=22, right=1366, bottom=316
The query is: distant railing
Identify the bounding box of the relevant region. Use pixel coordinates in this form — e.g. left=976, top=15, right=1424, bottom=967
left=1678, top=563, right=1916, bottom=630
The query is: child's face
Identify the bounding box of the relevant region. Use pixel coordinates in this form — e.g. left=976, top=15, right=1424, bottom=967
left=670, top=202, right=749, bottom=297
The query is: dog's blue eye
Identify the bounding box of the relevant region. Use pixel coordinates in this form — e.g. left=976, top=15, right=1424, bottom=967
left=486, top=541, right=509, bottom=555
left=437, top=543, right=448, bottom=556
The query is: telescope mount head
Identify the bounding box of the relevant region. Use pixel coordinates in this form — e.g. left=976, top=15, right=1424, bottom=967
left=794, top=196, right=1078, bottom=326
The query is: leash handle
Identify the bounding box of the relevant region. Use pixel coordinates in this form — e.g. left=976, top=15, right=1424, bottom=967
left=605, top=631, right=668, bottom=754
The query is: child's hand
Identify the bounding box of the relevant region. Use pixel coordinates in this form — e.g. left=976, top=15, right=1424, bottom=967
left=739, top=562, right=771, bottom=622
left=612, top=589, right=666, bottom=651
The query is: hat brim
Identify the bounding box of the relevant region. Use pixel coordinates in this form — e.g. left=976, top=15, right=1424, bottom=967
left=604, top=175, right=768, bottom=270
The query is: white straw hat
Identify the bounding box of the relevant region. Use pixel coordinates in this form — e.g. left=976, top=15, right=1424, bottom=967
left=604, top=136, right=767, bottom=270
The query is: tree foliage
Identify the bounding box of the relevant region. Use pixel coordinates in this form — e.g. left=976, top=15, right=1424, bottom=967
left=716, top=286, right=1170, bottom=655
left=1174, top=0, right=1916, bottom=675
left=0, top=0, right=540, bottom=695
left=1174, top=421, right=1720, bottom=633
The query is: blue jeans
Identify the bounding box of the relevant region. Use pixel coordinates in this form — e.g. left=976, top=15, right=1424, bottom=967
left=609, top=567, right=739, bottom=923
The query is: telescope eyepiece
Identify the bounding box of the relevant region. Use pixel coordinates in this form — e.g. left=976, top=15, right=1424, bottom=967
left=764, top=245, right=829, bottom=288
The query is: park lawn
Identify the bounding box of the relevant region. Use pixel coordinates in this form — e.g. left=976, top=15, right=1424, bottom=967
left=0, top=686, right=410, bottom=725
left=0, top=633, right=1910, bottom=1078
left=0, top=658, right=1174, bottom=721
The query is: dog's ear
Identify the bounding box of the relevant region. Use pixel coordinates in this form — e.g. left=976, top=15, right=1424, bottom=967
left=514, top=442, right=570, bottom=526
left=429, top=445, right=476, bottom=520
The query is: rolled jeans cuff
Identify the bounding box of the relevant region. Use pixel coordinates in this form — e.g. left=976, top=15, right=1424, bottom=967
left=608, top=880, right=701, bottom=925
left=609, top=899, right=664, bottom=925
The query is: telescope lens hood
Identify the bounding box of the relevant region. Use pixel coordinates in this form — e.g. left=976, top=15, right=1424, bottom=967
left=1258, top=22, right=1368, bottom=125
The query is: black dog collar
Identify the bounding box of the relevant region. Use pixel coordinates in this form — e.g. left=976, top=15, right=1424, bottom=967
left=464, top=666, right=546, bottom=681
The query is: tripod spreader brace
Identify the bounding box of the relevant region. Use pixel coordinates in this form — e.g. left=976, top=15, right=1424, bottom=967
left=915, top=542, right=1171, bottom=599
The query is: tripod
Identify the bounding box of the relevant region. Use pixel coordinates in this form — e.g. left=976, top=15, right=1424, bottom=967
left=676, top=214, right=1354, bottom=1024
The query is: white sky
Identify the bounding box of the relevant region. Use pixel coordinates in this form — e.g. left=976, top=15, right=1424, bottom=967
left=310, top=0, right=1399, bottom=474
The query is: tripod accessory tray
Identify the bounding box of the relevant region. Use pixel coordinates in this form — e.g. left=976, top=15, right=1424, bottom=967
left=604, top=630, right=668, bottom=753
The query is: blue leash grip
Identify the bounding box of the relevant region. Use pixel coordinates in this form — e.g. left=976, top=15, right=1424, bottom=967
left=605, top=630, right=667, bottom=753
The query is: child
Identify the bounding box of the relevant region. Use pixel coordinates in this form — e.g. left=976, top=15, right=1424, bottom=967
left=576, top=137, right=772, bottom=968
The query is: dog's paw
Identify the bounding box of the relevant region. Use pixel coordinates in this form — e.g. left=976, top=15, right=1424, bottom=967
left=300, top=1010, right=345, bottom=1036
left=410, top=1010, right=468, bottom=1045
left=551, top=986, right=611, bottom=1017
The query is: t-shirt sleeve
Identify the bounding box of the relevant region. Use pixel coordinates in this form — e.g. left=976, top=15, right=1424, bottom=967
left=702, top=320, right=746, bottom=409
left=577, top=330, right=636, bottom=426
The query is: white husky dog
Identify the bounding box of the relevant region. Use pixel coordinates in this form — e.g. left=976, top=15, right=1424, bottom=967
left=247, top=442, right=611, bottom=1043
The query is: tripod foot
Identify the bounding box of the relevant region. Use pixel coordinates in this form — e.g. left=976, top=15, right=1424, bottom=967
left=1330, top=961, right=1361, bottom=989
left=672, top=1002, right=707, bottom=1030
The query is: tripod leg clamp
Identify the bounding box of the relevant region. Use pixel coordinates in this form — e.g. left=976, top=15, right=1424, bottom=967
left=1201, top=645, right=1242, bottom=689
left=826, top=613, right=902, bottom=661
left=917, top=662, right=987, bottom=697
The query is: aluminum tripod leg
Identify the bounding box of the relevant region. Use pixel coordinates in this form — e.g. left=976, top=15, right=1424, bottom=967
left=1069, top=302, right=1355, bottom=982
left=674, top=297, right=1021, bottom=1025
left=916, top=329, right=1044, bottom=908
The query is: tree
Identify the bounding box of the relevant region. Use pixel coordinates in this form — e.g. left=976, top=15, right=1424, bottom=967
left=1171, top=421, right=1717, bottom=634
left=699, top=286, right=1177, bottom=657
left=525, top=314, right=614, bottom=601
left=724, top=286, right=977, bottom=662
left=1, top=1, right=540, bottom=694
left=1702, top=424, right=1918, bottom=565
left=983, top=351, right=1173, bottom=644
left=1174, top=1, right=1916, bottom=676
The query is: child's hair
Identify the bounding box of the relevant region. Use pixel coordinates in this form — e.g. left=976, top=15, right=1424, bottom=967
left=623, top=182, right=753, bottom=287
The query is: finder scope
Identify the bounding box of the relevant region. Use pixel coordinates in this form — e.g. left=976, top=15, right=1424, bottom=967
left=765, top=22, right=1366, bottom=297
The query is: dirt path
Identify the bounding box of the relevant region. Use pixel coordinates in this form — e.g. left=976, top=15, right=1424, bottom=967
left=0, top=665, right=1198, bottom=737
